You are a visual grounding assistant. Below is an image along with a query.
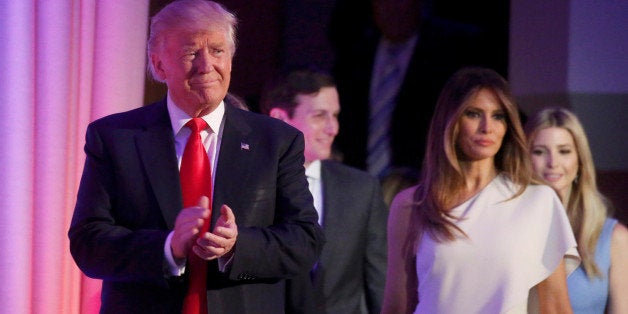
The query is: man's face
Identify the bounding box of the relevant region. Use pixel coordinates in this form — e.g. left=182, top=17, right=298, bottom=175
left=151, top=29, right=232, bottom=116
left=285, top=87, right=340, bottom=164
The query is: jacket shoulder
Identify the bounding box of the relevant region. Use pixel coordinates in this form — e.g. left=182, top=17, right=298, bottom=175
left=89, top=100, right=167, bottom=129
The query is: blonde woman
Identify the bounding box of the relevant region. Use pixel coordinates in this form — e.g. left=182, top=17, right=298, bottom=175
left=525, top=107, right=628, bottom=314
left=382, top=67, right=580, bottom=313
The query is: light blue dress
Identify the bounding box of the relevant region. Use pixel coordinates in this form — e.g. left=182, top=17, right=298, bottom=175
left=567, top=218, right=617, bottom=313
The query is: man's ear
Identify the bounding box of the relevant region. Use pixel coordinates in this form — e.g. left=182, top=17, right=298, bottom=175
left=150, top=53, right=166, bottom=81
left=269, top=108, right=289, bottom=122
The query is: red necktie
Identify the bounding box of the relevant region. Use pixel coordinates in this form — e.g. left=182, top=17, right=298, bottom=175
left=180, top=118, right=212, bottom=314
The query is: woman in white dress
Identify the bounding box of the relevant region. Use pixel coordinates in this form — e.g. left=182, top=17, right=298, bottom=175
left=382, top=67, right=580, bottom=314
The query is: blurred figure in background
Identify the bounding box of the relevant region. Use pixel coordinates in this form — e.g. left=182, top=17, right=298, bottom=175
left=225, top=92, right=249, bottom=111
left=525, top=107, right=628, bottom=314
left=260, top=69, right=388, bottom=314
left=329, top=0, right=502, bottom=178
left=379, top=167, right=420, bottom=208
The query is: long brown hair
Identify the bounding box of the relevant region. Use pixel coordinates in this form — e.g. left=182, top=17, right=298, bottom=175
left=414, top=67, right=533, bottom=241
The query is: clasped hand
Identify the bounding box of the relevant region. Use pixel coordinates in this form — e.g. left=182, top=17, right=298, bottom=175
left=171, top=196, right=238, bottom=261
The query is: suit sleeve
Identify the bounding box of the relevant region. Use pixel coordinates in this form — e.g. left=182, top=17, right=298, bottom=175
left=68, top=122, right=174, bottom=288
left=364, top=178, right=388, bottom=313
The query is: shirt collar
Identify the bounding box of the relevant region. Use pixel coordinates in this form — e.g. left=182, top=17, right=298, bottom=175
left=305, top=159, right=322, bottom=180
left=167, top=92, right=225, bottom=135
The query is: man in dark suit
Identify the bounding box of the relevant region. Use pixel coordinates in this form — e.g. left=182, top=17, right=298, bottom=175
left=329, top=0, right=504, bottom=177
left=260, top=69, right=388, bottom=314
left=68, top=1, right=324, bottom=313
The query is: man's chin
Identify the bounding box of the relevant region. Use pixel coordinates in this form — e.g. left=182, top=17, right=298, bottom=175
left=194, top=89, right=226, bottom=104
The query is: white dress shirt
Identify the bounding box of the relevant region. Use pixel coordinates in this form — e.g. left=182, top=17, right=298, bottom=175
left=164, top=92, right=226, bottom=276
left=305, top=160, right=324, bottom=226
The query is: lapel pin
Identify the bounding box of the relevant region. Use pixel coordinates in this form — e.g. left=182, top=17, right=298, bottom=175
left=240, top=142, right=250, bottom=151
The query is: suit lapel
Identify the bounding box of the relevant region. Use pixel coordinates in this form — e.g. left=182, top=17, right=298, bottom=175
left=212, top=105, right=254, bottom=224
left=320, top=161, right=341, bottom=266
left=135, top=101, right=182, bottom=229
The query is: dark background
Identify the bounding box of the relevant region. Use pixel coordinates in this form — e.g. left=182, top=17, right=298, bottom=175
left=144, top=0, right=509, bottom=112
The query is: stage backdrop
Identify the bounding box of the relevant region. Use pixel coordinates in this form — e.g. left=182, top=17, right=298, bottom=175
left=0, top=1, right=149, bottom=313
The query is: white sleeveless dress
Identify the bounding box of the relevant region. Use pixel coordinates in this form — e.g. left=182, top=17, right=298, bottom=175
left=414, top=174, right=580, bottom=314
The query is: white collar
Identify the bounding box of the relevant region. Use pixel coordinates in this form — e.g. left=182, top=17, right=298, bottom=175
left=167, top=92, right=225, bottom=135
left=305, top=159, right=322, bottom=180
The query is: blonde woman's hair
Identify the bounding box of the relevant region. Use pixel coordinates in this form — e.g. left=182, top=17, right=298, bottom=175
left=415, top=67, right=534, bottom=241
left=525, top=107, right=611, bottom=278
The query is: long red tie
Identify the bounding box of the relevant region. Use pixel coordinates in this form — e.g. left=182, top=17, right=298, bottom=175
left=180, top=118, right=212, bottom=314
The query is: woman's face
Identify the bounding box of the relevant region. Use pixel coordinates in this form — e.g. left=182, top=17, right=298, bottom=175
left=456, top=89, right=508, bottom=162
left=530, top=127, right=579, bottom=200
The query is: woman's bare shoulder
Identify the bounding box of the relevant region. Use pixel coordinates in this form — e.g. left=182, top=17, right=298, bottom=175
left=612, top=221, right=628, bottom=248
left=390, top=185, right=419, bottom=213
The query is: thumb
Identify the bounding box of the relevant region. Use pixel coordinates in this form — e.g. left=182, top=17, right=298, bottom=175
left=197, top=196, right=211, bottom=235
left=220, top=204, right=235, bottom=224
left=198, top=196, right=210, bottom=210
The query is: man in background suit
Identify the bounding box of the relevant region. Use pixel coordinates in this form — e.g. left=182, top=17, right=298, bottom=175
left=329, top=0, right=504, bottom=178
left=68, top=1, right=324, bottom=313
left=260, top=69, right=388, bottom=314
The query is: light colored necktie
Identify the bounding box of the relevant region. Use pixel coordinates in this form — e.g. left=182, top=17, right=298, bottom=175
left=368, top=46, right=402, bottom=177
left=180, top=118, right=212, bottom=314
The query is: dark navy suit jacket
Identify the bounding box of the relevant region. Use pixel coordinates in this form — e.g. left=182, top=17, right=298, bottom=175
left=69, top=99, right=325, bottom=313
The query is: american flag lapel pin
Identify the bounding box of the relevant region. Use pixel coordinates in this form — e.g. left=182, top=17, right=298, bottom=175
left=240, top=142, right=250, bottom=151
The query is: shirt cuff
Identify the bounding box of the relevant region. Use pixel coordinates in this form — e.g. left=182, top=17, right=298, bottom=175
left=218, top=250, right=234, bottom=272
left=164, top=231, right=186, bottom=276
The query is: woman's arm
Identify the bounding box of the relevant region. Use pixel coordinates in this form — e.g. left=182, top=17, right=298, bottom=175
left=608, top=222, right=628, bottom=314
left=381, top=188, right=419, bottom=314
left=536, top=259, right=573, bottom=314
